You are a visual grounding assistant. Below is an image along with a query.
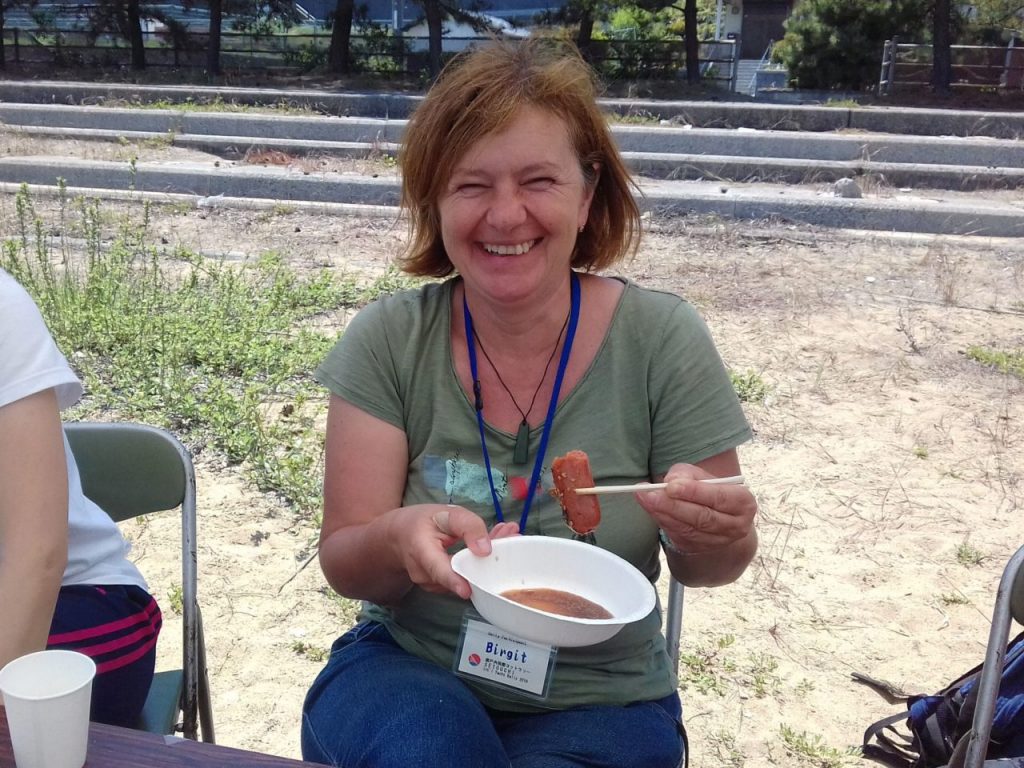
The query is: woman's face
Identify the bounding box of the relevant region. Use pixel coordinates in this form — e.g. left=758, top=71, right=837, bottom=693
left=438, top=105, right=595, bottom=308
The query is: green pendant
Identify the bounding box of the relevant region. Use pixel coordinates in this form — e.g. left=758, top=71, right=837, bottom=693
left=513, top=420, right=530, bottom=465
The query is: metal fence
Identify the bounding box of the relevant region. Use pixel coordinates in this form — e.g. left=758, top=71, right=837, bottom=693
left=0, top=27, right=737, bottom=86
left=878, top=37, right=1024, bottom=95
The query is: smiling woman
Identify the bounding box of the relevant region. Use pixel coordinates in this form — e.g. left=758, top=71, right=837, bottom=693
left=301, top=37, right=758, bottom=768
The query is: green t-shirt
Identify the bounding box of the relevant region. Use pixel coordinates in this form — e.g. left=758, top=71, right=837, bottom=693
left=315, top=276, right=752, bottom=712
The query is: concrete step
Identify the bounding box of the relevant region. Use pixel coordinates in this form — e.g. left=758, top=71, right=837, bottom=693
left=0, top=156, right=1021, bottom=238
left=2, top=80, right=1023, bottom=138
left=4, top=104, right=1022, bottom=181
left=10, top=124, right=1020, bottom=191
left=6, top=102, right=1021, bottom=167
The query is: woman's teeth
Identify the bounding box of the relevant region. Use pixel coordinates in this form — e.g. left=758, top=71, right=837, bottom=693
left=483, top=240, right=536, bottom=256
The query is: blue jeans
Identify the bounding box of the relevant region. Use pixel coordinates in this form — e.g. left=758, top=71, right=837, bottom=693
left=301, top=622, right=687, bottom=768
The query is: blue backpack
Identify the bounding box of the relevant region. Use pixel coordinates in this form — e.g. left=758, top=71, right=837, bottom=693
left=862, top=630, right=1024, bottom=767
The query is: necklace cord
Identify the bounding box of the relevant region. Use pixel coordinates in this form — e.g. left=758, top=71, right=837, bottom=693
left=472, top=310, right=570, bottom=424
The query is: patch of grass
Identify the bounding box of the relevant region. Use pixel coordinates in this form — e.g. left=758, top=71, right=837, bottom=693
left=1, top=184, right=369, bottom=520
left=678, top=634, right=737, bottom=696
left=779, top=725, right=858, bottom=766
left=129, top=96, right=314, bottom=115
left=824, top=97, right=861, bottom=109
left=966, top=346, right=1024, bottom=380
left=707, top=729, right=744, bottom=767
left=167, top=584, right=184, bottom=615
left=795, top=678, right=816, bottom=698
left=608, top=109, right=662, bottom=124
left=730, top=369, right=770, bottom=403
left=939, top=592, right=970, bottom=606
left=748, top=652, right=781, bottom=698
left=291, top=640, right=329, bottom=663
left=955, top=540, right=985, bottom=567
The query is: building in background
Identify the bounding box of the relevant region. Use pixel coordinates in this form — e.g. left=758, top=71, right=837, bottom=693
left=296, top=0, right=564, bottom=25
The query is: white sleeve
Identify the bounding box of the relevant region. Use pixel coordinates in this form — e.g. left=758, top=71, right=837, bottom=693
left=0, top=269, right=83, bottom=411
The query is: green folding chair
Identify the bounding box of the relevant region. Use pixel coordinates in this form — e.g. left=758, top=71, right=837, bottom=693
left=65, top=422, right=215, bottom=743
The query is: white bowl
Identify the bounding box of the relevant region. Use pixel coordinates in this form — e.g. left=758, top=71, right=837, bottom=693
left=450, top=536, right=656, bottom=648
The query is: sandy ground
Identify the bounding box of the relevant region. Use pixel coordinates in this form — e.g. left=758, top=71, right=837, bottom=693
left=80, top=202, right=1022, bottom=767
left=1, top=126, right=1022, bottom=765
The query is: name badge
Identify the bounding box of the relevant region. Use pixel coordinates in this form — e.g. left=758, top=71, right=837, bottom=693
left=454, top=615, right=557, bottom=699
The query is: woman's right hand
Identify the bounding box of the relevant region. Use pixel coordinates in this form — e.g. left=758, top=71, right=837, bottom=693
left=389, top=505, right=519, bottom=600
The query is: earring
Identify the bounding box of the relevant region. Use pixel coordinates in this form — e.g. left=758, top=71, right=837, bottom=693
left=578, top=225, right=585, bottom=233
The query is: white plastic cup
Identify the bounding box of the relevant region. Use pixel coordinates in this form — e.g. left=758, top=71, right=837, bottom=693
left=0, top=649, right=96, bottom=768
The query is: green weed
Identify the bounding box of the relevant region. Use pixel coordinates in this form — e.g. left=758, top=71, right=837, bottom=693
left=779, top=725, right=857, bottom=766
left=129, top=96, right=313, bottom=115
left=678, top=634, right=737, bottom=696
left=748, top=652, right=781, bottom=698
left=955, top=540, right=985, bottom=567
left=966, top=346, right=1024, bottom=380
left=291, top=640, right=329, bottom=663
left=939, top=592, right=970, bottom=606
left=730, top=369, right=770, bottom=403
left=167, top=584, right=184, bottom=615
left=707, top=729, right=744, bottom=767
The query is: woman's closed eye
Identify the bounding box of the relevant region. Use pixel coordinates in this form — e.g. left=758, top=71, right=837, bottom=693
left=454, top=182, right=488, bottom=195
left=524, top=176, right=556, bottom=189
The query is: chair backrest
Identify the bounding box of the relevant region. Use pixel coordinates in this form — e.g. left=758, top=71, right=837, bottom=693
left=64, top=422, right=212, bottom=743
left=961, top=543, right=1024, bottom=768
left=65, top=423, right=191, bottom=522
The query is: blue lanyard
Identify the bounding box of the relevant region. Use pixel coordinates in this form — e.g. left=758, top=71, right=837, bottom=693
left=463, top=272, right=581, bottom=532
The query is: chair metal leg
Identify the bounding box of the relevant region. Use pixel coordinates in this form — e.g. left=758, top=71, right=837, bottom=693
left=666, top=577, right=685, bottom=672
left=197, top=609, right=216, bottom=744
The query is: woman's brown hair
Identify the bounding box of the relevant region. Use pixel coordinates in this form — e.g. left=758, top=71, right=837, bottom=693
left=398, top=37, right=641, bottom=278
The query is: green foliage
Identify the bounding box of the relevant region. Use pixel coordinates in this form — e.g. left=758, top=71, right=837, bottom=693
left=730, top=369, right=770, bottom=403
left=283, top=41, right=328, bottom=73
left=1, top=185, right=370, bottom=520
left=291, top=640, right=329, bottom=662
left=773, top=0, right=929, bottom=90
left=779, top=725, right=858, bottom=766
left=678, top=634, right=737, bottom=695
left=350, top=22, right=405, bottom=75
left=966, top=346, right=1024, bottom=379
left=167, top=584, right=184, bottom=615
left=956, top=540, right=986, bottom=567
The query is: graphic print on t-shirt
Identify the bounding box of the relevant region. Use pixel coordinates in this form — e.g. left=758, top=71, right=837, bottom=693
left=421, top=454, right=546, bottom=505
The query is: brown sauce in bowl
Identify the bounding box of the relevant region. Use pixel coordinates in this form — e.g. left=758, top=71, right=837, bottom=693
left=500, top=588, right=612, bottom=620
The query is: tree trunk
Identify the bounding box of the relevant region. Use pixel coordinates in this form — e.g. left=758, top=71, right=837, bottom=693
left=0, top=2, right=6, bottom=70
left=126, top=0, right=146, bottom=70
left=932, top=0, right=952, bottom=94
left=424, top=0, right=443, bottom=78
left=576, top=9, right=594, bottom=63
left=684, top=0, right=700, bottom=83
left=207, top=0, right=223, bottom=76
left=327, top=0, right=354, bottom=74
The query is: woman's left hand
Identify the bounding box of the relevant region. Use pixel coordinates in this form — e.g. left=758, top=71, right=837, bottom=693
left=635, top=463, right=757, bottom=555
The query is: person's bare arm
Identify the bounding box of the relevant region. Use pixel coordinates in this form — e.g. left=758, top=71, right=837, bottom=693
left=317, top=395, right=516, bottom=605
left=0, top=389, right=69, bottom=668
left=638, top=448, right=758, bottom=588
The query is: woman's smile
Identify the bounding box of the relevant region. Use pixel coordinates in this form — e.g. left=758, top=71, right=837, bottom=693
left=481, top=239, right=539, bottom=256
